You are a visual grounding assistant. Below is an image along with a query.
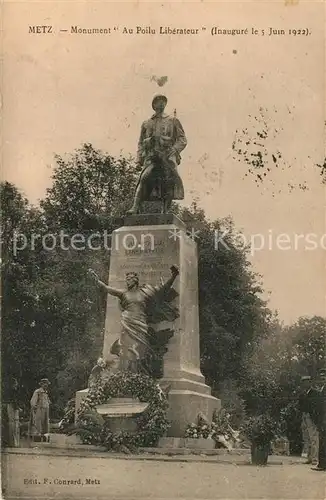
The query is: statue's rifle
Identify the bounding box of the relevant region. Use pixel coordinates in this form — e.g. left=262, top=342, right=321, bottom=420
left=173, top=108, right=177, bottom=139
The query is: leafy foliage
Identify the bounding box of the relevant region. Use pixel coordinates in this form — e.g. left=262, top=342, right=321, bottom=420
left=240, top=315, right=326, bottom=449
left=41, top=143, right=142, bottom=232
left=176, top=204, right=272, bottom=391
left=217, top=379, right=247, bottom=428
left=288, top=316, right=326, bottom=376
left=1, top=182, right=51, bottom=411
left=241, top=414, right=280, bottom=445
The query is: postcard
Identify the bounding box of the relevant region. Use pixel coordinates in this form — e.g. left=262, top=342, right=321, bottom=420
left=2, top=1, right=325, bottom=499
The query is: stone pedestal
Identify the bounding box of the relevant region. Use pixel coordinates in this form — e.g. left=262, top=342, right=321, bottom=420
left=96, top=398, right=148, bottom=433
left=103, top=214, right=220, bottom=437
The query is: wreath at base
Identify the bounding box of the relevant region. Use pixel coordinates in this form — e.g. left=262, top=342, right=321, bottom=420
left=62, top=371, right=170, bottom=451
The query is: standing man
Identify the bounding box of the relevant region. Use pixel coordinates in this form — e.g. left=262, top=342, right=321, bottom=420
left=29, top=378, right=51, bottom=442
left=298, top=375, right=318, bottom=465
left=310, top=368, right=326, bottom=471
left=127, top=95, right=187, bottom=215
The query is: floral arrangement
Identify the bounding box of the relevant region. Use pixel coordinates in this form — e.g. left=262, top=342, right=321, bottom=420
left=184, top=409, right=242, bottom=450
left=241, top=414, right=280, bottom=446
left=185, top=412, right=212, bottom=439
left=61, top=371, right=170, bottom=450
left=211, top=409, right=241, bottom=449
left=75, top=410, right=105, bottom=445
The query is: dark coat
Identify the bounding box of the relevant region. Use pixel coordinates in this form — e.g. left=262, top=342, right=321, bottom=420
left=308, top=386, right=326, bottom=430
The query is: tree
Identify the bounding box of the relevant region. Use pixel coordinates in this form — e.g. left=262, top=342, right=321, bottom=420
left=241, top=315, right=326, bottom=416
left=41, top=143, right=142, bottom=231
left=287, top=316, right=326, bottom=377
left=239, top=316, right=293, bottom=415
left=1, top=182, right=48, bottom=409
left=176, top=204, right=272, bottom=392
left=240, top=315, right=326, bottom=452
left=1, top=181, right=30, bottom=385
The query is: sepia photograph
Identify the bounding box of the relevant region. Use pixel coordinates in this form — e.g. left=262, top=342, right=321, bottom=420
left=1, top=0, right=326, bottom=498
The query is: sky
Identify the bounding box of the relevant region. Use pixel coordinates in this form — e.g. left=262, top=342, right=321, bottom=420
left=2, top=0, right=326, bottom=324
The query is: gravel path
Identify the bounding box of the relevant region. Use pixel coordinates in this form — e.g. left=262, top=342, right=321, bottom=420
left=2, top=451, right=325, bottom=499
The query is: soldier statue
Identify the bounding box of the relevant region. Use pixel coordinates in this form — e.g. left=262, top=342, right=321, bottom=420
left=127, top=95, right=187, bottom=215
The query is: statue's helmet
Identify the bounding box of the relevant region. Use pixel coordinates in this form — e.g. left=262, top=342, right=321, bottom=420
left=152, top=94, right=167, bottom=110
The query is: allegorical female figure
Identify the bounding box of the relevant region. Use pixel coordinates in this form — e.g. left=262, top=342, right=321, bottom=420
left=88, top=266, right=179, bottom=369
left=29, top=378, right=51, bottom=442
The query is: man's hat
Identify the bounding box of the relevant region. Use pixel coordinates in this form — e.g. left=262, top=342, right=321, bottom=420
left=39, top=378, right=50, bottom=385
left=300, top=375, right=311, bottom=381
left=152, top=94, right=167, bottom=109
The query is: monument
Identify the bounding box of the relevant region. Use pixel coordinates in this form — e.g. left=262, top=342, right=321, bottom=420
left=76, top=94, right=220, bottom=440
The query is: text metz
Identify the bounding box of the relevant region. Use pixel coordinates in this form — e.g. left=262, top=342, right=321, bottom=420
left=29, top=26, right=53, bottom=34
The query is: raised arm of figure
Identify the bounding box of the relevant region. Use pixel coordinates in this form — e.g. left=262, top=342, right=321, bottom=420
left=159, top=265, right=179, bottom=294
left=88, top=269, right=124, bottom=299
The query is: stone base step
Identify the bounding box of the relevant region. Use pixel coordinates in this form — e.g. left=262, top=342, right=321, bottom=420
left=20, top=434, right=106, bottom=452
left=158, top=437, right=215, bottom=450
left=21, top=433, right=249, bottom=456
left=140, top=447, right=249, bottom=456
